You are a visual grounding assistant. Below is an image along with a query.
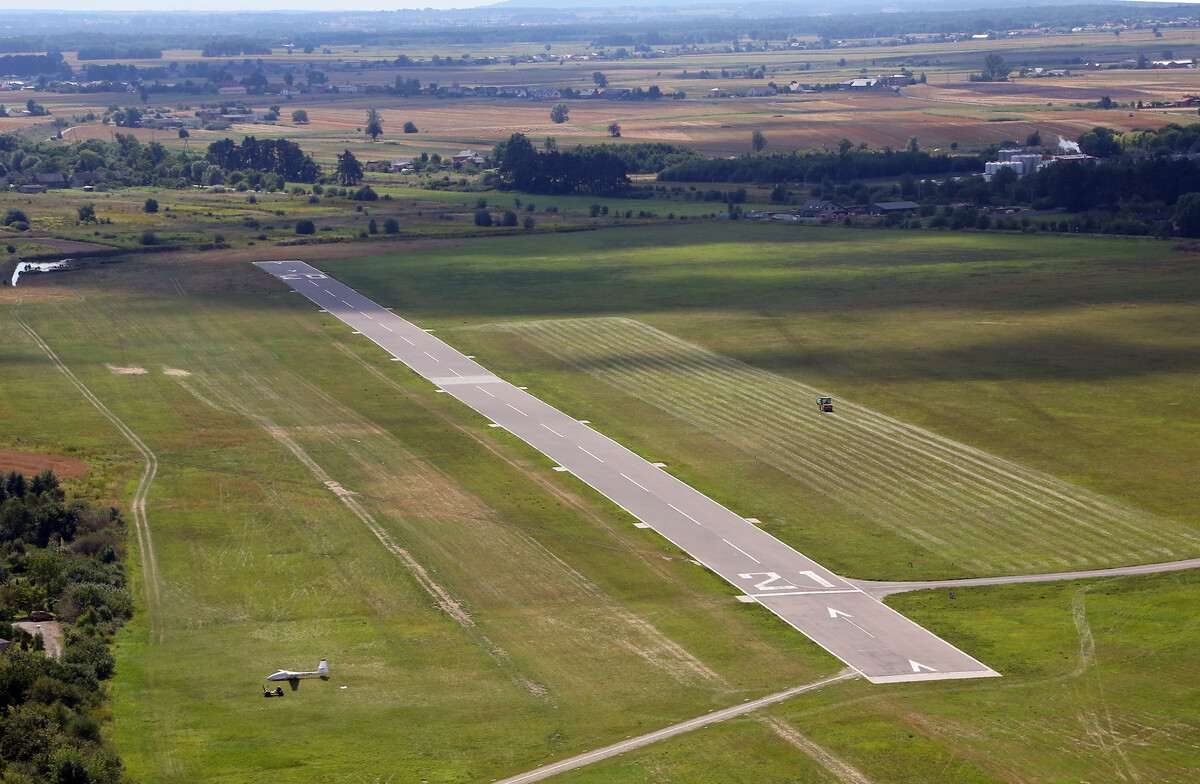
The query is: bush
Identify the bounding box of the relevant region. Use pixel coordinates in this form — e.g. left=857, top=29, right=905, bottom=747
left=502, top=210, right=518, bottom=227
left=474, top=210, right=493, bottom=227
left=383, top=218, right=399, bottom=234
left=295, top=220, right=316, bottom=235
left=143, top=198, right=158, bottom=213
left=4, top=208, right=29, bottom=226
left=403, top=121, right=418, bottom=133
left=351, top=185, right=378, bottom=201
left=138, top=231, right=159, bottom=245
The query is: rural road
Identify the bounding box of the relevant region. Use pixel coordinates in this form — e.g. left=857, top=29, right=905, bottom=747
left=852, top=556, right=1200, bottom=598
left=256, top=261, right=999, bottom=685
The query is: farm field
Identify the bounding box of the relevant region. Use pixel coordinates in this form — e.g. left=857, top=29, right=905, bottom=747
left=5, top=27, right=1199, bottom=163
left=3, top=221, right=1199, bottom=782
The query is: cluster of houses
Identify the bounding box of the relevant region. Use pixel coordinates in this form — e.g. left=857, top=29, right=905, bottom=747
left=368, top=150, right=487, bottom=173
left=1, top=171, right=106, bottom=194
left=746, top=200, right=923, bottom=221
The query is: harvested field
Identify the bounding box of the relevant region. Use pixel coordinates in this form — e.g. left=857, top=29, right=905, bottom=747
left=500, top=317, right=1200, bottom=576
left=0, top=448, right=90, bottom=479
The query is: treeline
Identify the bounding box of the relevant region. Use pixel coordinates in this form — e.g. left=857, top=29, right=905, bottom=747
left=200, top=37, right=272, bottom=57
left=0, top=469, right=131, bottom=783
left=487, top=133, right=631, bottom=196
left=572, top=142, right=703, bottom=175
left=0, top=53, right=68, bottom=79
left=659, top=149, right=984, bottom=185
left=76, top=45, right=162, bottom=60
left=0, top=132, right=322, bottom=190
left=1026, top=156, right=1200, bottom=213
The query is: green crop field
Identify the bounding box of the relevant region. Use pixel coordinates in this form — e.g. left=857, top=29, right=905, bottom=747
left=2, top=222, right=1198, bottom=782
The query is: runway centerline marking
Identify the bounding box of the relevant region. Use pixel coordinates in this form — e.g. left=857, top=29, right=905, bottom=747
left=424, top=351, right=440, bottom=362
left=542, top=424, right=562, bottom=437
left=723, top=539, right=761, bottom=564
left=579, top=447, right=603, bottom=462
left=620, top=473, right=649, bottom=492
left=507, top=403, right=527, bottom=416
left=668, top=503, right=702, bottom=525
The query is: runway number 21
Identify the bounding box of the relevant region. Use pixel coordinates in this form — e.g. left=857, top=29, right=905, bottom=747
left=738, top=572, right=797, bottom=592
left=738, top=571, right=836, bottom=592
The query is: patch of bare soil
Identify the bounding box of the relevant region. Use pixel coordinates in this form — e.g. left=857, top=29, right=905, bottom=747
left=12, top=620, right=64, bottom=659
left=0, top=449, right=91, bottom=479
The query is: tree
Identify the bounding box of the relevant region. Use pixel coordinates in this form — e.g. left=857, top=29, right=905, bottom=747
left=291, top=109, right=308, bottom=123
left=383, top=218, right=400, bottom=234
left=335, top=149, right=363, bottom=185
left=593, top=71, right=608, bottom=88
left=143, top=198, right=158, bottom=213
left=77, top=204, right=96, bottom=223
left=906, top=135, right=920, bottom=153
left=295, top=220, right=316, bottom=234
left=1174, top=192, right=1200, bottom=237
left=1078, top=126, right=1121, bottom=157
left=751, top=129, right=766, bottom=153
left=982, top=54, right=1011, bottom=82
left=1026, top=130, right=1042, bottom=147
left=502, top=210, right=518, bottom=227
left=474, top=210, right=493, bottom=227
left=607, top=122, right=621, bottom=138
left=403, top=121, right=418, bottom=133
left=365, top=108, right=383, bottom=141
left=550, top=103, right=569, bottom=124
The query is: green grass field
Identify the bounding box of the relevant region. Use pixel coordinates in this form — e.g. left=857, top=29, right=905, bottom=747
left=2, top=222, right=1198, bottom=782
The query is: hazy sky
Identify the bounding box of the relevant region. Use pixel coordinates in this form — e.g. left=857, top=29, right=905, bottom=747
left=8, top=0, right=500, bottom=11
left=7, top=0, right=1198, bottom=12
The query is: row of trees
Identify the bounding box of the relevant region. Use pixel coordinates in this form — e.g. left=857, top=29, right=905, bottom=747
left=658, top=147, right=985, bottom=185
left=487, top=133, right=631, bottom=196
left=1, top=469, right=132, bottom=783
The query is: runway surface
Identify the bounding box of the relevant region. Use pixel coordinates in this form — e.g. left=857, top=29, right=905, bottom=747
left=256, top=260, right=1000, bottom=684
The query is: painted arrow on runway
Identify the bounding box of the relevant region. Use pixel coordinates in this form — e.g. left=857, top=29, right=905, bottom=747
left=827, top=607, right=876, bottom=638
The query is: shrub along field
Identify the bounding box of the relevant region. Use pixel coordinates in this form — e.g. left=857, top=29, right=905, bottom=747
left=1, top=221, right=1198, bottom=782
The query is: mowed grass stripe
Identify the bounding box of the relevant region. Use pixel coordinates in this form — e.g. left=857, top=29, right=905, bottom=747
left=545, top=319, right=1186, bottom=568
left=501, top=317, right=1198, bottom=575
left=565, top=323, right=1048, bottom=571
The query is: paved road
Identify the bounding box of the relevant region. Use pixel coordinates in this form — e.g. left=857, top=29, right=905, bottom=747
left=256, top=261, right=1000, bottom=685
left=492, top=672, right=858, bottom=784
left=852, top=556, right=1200, bottom=598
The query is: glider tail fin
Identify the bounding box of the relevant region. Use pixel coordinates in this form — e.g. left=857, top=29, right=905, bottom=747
left=317, top=659, right=328, bottom=675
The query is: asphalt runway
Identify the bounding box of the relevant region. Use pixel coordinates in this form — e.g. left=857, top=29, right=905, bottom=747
left=256, top=260, right=1000, bottom=684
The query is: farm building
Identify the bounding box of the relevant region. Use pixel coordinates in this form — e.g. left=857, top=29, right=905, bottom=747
left=869, top=201, right=920, bottom=214
left=797, top=200, right=846, bottom=217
